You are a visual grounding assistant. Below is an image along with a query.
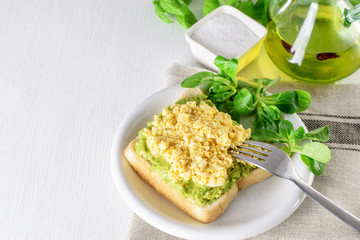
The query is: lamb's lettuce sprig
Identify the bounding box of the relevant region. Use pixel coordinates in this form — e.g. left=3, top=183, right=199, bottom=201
left=181, top=56, right=331, bottom=175
left=251, top=122, right=330, bottom=175
left=181, top=56, right=311, bottom=132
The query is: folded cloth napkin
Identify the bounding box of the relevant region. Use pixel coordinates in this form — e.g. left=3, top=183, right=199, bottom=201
left=126, top=63, right=360, bottom=240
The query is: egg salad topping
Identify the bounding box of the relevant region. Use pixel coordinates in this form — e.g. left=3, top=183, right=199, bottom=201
left=143, top=101, right=250, bottom=187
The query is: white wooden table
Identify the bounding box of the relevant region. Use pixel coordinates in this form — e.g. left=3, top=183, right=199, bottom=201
left=0, top=1, right=203, bottom=239
left=2, top=1, right=359, bottom=239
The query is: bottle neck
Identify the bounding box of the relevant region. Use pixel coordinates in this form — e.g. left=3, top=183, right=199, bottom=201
left=344, top=3, right=360, bottom=27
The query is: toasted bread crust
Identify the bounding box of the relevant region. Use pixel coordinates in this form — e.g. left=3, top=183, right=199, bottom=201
left=124, top=138, right=271, bottom=223
left=237, top=168, right=272, bottom=190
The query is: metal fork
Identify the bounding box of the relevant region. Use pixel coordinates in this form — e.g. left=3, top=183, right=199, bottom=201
left=230, top=140, right=360, bottom=232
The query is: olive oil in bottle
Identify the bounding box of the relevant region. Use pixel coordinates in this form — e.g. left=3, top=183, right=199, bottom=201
left=265, top=2, right=360, bottom=83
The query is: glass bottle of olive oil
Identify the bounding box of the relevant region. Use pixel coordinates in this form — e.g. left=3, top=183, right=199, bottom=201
left=265, top=0, right=360, bottom=83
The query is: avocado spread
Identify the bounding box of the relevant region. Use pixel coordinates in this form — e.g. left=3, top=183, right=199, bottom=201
left=134, top=95, right=255, bottom=206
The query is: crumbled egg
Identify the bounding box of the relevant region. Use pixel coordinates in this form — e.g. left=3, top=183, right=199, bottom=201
left=143, top=101, right=251, bottom=187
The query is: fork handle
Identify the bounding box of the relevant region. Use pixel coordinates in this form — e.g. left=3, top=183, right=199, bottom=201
left=291, top=176, right=360, bottom=231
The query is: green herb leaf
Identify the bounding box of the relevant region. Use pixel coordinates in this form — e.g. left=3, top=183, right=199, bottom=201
left=209, top=84, right=234, bottom=94
left=236, top=80, right=257, bottom=94
left=253, top=76, right=279, bottom=88
left=261, top=105, right=280, bottom=122
left=154, top=0, right=196, bottom=29
left=293, top=126, right=306, bottom=141
left=301, top=155, right=326, bottom=176
left=295, top=90, right=312, bottom=112
left=209, top=84, right=236, bottom=102
left=305, top=126, right=329, bottom=142
left=253, top=0, right=269, bottom=26
left=270, top=91, right=299, bottom=113
left=300, top=153, right=310, bottom=166
left=281, top=145, right=292, bottom=155
left=214, top=56, right=238, bottom=85
left=181, top=72, right=214, bottom=88
left=153, top=1, right=174, bottom=23
left=226, top=100, right=241, bottom=123
left=215, top=101, right=226, bottom=112
left=175, top=0, right=197, bottom=29
left=176, top=13, right=196, bottom=29
left=159, top=0, right=185, bottom=15
left=210, top=92, right=236, bottom=102
left=226, top=0, right=240, bottom=7
left=217, top=69, right=230, bottom=79
left=236, top=0, right=255, bottom=16
left=253, top=78, right=266, bottom=86
left=213, top=77, right=233, bottom=86
left=349, top=0, right=360, bottom=5
left=279, top=120, right=294, bottom=140
left=252, top=105, right=280, bottom=132
left=203, top=0, right=220, bottom=15
left=265, top=76, right=281, bottom=89
left=251, top=129, right=283, bottom=142
left=233, top=88, right=256, bottom=115
left=293, top=142, right=331, bottom=164
left=262, top=90, right=311, bottom=114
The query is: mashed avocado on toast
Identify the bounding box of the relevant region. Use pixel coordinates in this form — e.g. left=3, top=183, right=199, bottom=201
left=134, top=95, right=255, bottom=206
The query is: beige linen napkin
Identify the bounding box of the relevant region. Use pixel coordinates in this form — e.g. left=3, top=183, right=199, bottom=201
left=126, top=63, right=360, bottom=240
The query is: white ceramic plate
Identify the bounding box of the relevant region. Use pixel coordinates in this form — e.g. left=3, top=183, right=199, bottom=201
left=111, top=84, right=314, bottom=240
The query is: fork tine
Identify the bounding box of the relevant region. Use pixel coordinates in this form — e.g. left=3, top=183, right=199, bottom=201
left=245, top=140, right=279, bottom=151
left=235, top=145, right=270, bottom=155
left=232, top=148, right=268, bottom=160
left=230, top=152, right=270, bottom=172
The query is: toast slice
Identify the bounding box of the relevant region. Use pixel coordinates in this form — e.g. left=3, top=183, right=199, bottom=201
left=123, top=88, right=272, bottom=223
left=124, top=138, right=239, bottom=223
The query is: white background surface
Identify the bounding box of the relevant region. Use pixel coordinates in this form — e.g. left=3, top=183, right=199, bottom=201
left=0, top=0, right=203, bottom=239
left=2, top=1, right=359, bottom=240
